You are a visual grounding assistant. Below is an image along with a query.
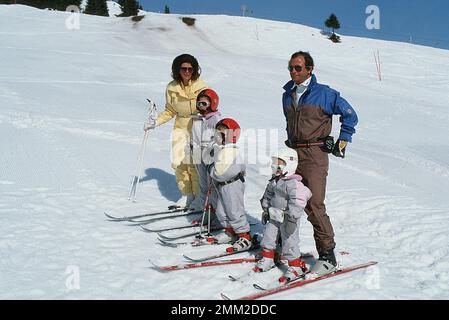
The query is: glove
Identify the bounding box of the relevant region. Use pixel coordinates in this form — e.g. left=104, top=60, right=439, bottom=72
left=332, top=139, right=347, bottom=158
left=319, top=136, right=335, bottom=153
left=284, top=215, right=298, bottom=237
left=268, top=207, right=284, bottom=223
left=261, top=210, right=269, bottom=225
left=143, top=120, right=157, bottom=131
left=202, top=142, right=221, bottom=165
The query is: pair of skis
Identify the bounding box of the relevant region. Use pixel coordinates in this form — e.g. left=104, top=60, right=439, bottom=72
left=105, top=207, right=225, bottom=241
left=220, top=261, right=378, bottom=300
left=149, top=255, right=377, bottom=300
left=104, top=206, right=201, bottom=223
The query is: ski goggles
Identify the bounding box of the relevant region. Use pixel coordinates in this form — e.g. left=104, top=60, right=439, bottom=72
left=288, top=65, right=303, bottom=72
left=271, top=164, right=286, bottom=172
left=196, top=101, right=210, bottom=108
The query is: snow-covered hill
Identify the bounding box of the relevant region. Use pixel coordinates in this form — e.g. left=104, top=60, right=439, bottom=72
left=1, top=4, right=449, bottom=299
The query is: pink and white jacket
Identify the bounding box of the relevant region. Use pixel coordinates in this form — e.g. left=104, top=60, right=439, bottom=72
left=260, top=173, right=312, bottom=219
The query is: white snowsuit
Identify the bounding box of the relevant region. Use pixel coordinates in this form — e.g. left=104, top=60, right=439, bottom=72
left=260, top=174, right=312, bottom=260
left=190, top=111, right=222, bottom=209
left=210, top=144, right=249, bottom=234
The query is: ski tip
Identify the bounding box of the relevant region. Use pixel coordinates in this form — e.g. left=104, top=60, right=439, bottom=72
left=140, top=225, right=152, bottom=233
left=147, top=259, right=169, bottom=273
left=182, top=254, right=194, bottom=261
left=157, top=232, right=170, bottom=240
left=148, top=259, right=159, bottom=269
left=253, top=283, right=266, bottom=291
left=157, top=238, right=178, bottom=248
left=104, top=212, right=121, bottom=220
left=220, top=293, right=232, bottom=300
left=182, top=254, right=200, bottom=262
left=228, top=275, right=237, bottom=282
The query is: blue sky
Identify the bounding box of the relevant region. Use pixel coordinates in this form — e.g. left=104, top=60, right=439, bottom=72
left=138, top=0, right=449, bottom=50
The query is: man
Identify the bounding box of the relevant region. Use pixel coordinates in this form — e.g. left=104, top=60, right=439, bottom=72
left=281, top=51, right=358, bottom=277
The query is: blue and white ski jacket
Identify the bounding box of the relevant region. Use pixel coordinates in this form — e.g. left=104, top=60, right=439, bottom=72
left=282, top=74, right=358, bottom=143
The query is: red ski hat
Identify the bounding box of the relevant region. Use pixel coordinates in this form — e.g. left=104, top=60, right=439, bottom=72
left=216, top=118, right=241, bottom=143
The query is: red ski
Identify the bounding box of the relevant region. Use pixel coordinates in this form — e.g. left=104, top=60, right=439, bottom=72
left=220, top=261, right=378, bottom=300
left=148, top=257, right=259, bottom=272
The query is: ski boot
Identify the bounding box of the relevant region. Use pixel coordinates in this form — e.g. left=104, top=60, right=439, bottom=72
left=278, top=258, right=307, bottom=284
left=207, top=228, right=237, bottom=244
left=309, top=248, right=338, bottom=278
left=253, top=248, right=275, bottom=273
left=172, top=194, right=195, bottom=210
left=226, top=232, right=252, bottom=253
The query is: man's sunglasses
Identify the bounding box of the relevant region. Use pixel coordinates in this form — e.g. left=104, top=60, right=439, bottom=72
left=288, top=65, right=303, bottom=72
left=180, top=67, right=193, bottom=73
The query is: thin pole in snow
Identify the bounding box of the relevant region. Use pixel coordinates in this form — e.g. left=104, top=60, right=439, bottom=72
left=374, top=50, right=382, bottom=81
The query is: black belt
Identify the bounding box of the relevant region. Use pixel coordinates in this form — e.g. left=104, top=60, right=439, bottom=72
left=295, top=141, right=326, bottom=148
left=216, top=172, right=245, bottom=186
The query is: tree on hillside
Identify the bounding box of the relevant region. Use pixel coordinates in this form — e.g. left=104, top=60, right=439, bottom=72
left=325, top=13, right=340, bottom=35
left=164, top=5, right=170, bottom=14
left=118, top=0, right=140, bottom=17
left=325, top=13, right=341, bottom=43
left=84, top=0, right=109, bottom=16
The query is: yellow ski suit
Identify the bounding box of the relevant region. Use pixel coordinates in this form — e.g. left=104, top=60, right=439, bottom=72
left=156, top=79, right=208, bottom=196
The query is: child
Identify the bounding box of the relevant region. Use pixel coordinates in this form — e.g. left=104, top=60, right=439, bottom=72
left=256, top=148, right=312, bottom=284
left=208, top=118, right=252, bottom=253
left=189, top=89, right=223, bottom=211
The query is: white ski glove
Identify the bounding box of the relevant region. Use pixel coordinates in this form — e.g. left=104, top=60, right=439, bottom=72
left=202, top=142, right=221, bottom=165
left=143, top=120, right=158, bottom=131
left=268, top=207, right=284, bottom=223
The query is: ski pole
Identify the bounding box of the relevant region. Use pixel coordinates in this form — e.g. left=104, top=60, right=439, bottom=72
left=198, top=182, right=213, bottom=238
left=132, top=131, right=149, bottom=201
left=128, top=131, right=148, bottom=201
left=128, top=99, right=157, bottom=202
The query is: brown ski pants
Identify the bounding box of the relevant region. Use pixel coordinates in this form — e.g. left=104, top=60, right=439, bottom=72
left=296, top=147, right=336, bottom=254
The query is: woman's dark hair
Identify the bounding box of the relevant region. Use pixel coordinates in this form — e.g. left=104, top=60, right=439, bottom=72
left=171, top=54, right=201, bottom=82
left=290, top=51, right=314, bottom=70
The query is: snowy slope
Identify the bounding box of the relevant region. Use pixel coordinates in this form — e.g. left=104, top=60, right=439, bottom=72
left=1, top=5, right=449, bottom=299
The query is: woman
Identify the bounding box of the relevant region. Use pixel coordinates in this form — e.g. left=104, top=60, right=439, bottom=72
left=145, top=54, right=208, bottom=210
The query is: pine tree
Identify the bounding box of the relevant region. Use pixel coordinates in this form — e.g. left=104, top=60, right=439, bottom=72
left=119, top=0, right=139, bottom=17
left=164, top=5, right=170, bottom=14
left=325, top=13, right=341, bottom=35
left=84, top=0, right=109, bottom=16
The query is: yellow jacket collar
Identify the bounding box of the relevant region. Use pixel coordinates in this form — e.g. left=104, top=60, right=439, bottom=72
left=168, top=79, right=207, bottom=99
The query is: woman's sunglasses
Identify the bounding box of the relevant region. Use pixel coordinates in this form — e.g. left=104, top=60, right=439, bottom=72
left=180, top=67, right=193, bottom=73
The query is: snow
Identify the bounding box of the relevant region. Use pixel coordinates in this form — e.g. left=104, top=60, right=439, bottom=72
left=1, top=4, right=449, bottom=299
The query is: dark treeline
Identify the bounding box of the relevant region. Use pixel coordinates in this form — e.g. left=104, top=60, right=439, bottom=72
left=0, top=1, right=82, bottom=11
